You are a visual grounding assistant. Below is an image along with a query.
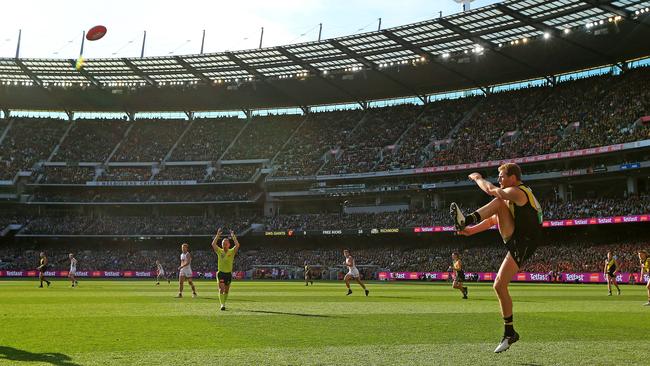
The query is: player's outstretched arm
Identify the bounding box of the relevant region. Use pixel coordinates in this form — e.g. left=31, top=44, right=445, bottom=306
left=231, top=231, right=241, bottom=254
left=211, top=228, right=222, bottom=252
left=469, top=173, right=522, bottom=202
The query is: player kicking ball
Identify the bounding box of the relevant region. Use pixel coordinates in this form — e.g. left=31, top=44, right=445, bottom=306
left=450, top=163, right=542, bottom=353
left=176, top=243, right=197, bottom=298
left=343, top=249, right=369, bottom=296
left=211, top=228, right=240, bottom=311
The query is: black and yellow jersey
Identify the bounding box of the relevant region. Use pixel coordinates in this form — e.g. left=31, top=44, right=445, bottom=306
left=453, top=259, right=462, bottom=272
left=508, top=184, right=543, bottom=238
left=643, top=257, right=650, bottom=273
left=304, top=265, right=310, bottom=273
left=606, top=258, right=617, bottom=273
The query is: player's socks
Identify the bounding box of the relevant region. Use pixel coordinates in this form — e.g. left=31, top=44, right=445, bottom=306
left=220, top=305, right=226, bottom=311
left=608, top=291, right=612, bottom=296
left=346, top=289, right=352, bottom=296
left=365, top=289, right=369, bottom=296
left=465, top=211, right=481, bottom=226
left=176, top=293, right=182, bottom=298
left=46, top=281, right=51, bottom=287
left=503, top=315, right=515, bottom=337
left=219, top=293, right=225, bottom=305
left=311, top=281, right=314, bottom=285
left=463, top=287, right=468, bottom=299
left=38, top=285, right=43, bottom=288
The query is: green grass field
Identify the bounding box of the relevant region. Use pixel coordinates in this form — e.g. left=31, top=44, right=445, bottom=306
left=0, top=280, right=649, bottom=366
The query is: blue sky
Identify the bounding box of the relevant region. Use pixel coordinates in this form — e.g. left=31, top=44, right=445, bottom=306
left=0, top=0, right=502, bottom=59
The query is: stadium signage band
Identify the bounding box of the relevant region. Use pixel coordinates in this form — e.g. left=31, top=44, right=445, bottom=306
left=0, top=271, right=246, bottom=279
left=86, top=180, right=197, bottom=186
left=257, top=215, right=648, bottom=237
left=377, top=272, right=650, bottom=283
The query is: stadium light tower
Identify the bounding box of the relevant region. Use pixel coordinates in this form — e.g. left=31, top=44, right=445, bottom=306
left=454, top=0, right=475, bottom=12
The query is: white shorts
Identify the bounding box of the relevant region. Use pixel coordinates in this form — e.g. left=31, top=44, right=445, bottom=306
left=69, top=270, right=76, bottom=276
left=346, top=268, right=360, bottom=279
left=158, top=270, right=165, bottom=276
left=179, top=267, right=192, bottom=278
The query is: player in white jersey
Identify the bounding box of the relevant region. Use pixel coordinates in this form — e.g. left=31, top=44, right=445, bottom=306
left=176, top=243, right=197, bottom=298
left=68, top=253, right=78, bottom=288
left=343, top=249, right=369, bottom=296
left=155, top=260, right=169, bottom=285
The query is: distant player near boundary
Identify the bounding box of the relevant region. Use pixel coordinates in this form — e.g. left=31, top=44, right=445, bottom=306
left=451, top=252, right=468, bottom=299
left=155, top=260, right=169, bottom=285
left=450, top=163, right=542, bottom=353
left=604, top=251, right=620, bottom=296
left=37, top=252, right=51, bottom=288
left=176, top=243, right=197, bottom=298
left=304, top=262, right=313, bottom=286
left=343, top=249, right=369, bottom=296
left=69, top=253, right=78, bottom=288
left=211, top=228, right=240, bottom=311
left=639, top=250, right=650, bottom=306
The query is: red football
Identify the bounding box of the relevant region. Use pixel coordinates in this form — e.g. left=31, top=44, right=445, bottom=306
left=86, top=25, right=107, bottom=41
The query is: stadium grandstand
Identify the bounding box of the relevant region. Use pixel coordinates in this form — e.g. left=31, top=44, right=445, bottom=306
left=1, top=0, right=650, bottom=363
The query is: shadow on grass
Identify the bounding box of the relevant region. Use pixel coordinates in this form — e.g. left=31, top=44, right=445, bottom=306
left=245, top=310, right=340, bottom=318
left=0, top=346, right=81, bottom=366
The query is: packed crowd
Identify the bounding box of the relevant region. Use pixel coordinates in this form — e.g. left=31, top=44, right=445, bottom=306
left=428, top=69, right=649, bottom=167
left=30, top=188, right=255, bottom=203
left=153, top=166, right=208, bottom=181
left=273, top=109, right=365, bottom=177
left=98, top=167, right=152, bottom=181
left=261, top=196, right=650, bottom=231
left=321, top=104, right=423, bottom=175
left=53, top=119, right=129, bottom=162
left=224, top=114, right=303, bottom=160
left=1, top=241, right=647, bottom=275
left=38, top=166, right=96, bottom=184
left=0, top=118, right=68, bottom=180
left=112, top=119, right=189, bottom=162
left=21, top=215, right=254, bottom=236
left=1, top=68, right=648, bottom=182
left=375, top=97, right=479, bottom=171
left=35, top=164, right=259, bottom=184
left=171, top=117, right=246, bottom=161
left=543, top=196, right=650, bottom=219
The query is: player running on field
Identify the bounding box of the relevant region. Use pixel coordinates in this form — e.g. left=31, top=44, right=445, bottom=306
left=211, top=228, right=240, bottom=311
left=155, top=260, right=169, bottom=285
left=69, top=253, right=79, bottom=288
left=451, top=252, right=468, bottom=299
left=604, top=251, right=620, bottom=296
left=304, top=262, right=314, bottom=286
left=176, top=243, right=197, bottom=298
left=450, top=163, right=542, bottom=353
left=638, top=250, right=650, bottom=306
left=38, top=252, right=51, bottom=288
left=343, top=249, right=369, bottom=296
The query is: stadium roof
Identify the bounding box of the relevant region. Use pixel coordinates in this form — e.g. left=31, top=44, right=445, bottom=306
left=1, top=0, right=650, bottom=112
